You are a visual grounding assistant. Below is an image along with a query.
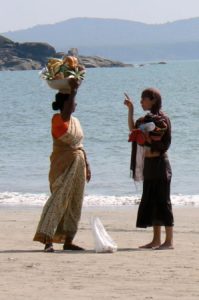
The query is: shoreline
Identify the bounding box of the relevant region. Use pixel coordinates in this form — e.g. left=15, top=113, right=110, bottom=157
left=0, top=192, right=199, bottom=208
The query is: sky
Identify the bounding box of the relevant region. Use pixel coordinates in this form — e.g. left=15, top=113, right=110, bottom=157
left=1, top=0, right=199, bottom=32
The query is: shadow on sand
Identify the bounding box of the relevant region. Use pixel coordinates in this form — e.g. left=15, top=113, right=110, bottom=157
left=0, top=247, right=152, bottom=254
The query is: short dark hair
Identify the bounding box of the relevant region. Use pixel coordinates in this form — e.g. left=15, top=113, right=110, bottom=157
left=141, top=88, right=162, bottom=114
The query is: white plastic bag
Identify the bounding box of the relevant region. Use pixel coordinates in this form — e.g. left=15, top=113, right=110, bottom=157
left=91, top=217, right=118, bottom=253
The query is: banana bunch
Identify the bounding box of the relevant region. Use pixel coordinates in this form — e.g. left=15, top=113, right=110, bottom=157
left=47, top=59, right=63, bottom=79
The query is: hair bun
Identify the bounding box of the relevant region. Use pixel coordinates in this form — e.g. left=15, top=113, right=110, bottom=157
left=52, top=101, right=59, bottom=110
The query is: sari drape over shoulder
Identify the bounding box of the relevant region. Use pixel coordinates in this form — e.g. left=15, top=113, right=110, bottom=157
left=33, top=116, right=86, bottom=244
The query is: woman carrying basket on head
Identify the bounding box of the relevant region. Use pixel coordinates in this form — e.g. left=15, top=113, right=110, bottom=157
left=33, top=79, right=91, bottom=252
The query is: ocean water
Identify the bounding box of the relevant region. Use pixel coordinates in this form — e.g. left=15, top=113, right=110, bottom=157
left=0, top=60, right=199, bottom=206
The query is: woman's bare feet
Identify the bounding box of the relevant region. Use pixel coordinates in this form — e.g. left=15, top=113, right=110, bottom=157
left=157, top=227, right=174, bottom=249
left=157, top=242, right=174, bottom=250
left=139, top=241, right=161, bottom=249
left=139, top=226, right=161, bottom=249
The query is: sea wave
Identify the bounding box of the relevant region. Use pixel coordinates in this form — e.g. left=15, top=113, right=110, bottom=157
left=0, top=192, right=199, bottom=207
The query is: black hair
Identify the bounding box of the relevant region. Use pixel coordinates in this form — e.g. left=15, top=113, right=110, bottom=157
left=141, top=88, right=162, bottom=114
left=52, top=92, right=73, bottom=111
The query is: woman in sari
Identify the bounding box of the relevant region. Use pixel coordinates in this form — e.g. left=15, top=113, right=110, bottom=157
left=33, top=90, right=91, bottom=252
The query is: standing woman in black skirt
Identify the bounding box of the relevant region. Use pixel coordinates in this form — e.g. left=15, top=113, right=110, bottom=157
left=124, top=88, right=174, bottom=249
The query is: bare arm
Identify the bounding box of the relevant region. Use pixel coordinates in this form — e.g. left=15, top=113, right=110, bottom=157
left=124, top=93, right=135, bottom=131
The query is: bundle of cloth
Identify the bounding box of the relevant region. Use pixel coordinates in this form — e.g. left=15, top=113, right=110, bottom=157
left=128, top=113, right=168, bottom=145
left=129, top=113, right=171, bottom=182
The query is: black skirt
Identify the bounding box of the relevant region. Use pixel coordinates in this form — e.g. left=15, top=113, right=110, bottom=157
left=136, top=155, right=174, bottom=228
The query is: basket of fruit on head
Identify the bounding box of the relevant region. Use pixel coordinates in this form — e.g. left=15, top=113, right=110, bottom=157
left=40, top=56, right=86, bottom=93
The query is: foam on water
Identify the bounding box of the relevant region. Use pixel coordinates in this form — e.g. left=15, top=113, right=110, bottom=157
left=0, top=192, right=198, bottom=207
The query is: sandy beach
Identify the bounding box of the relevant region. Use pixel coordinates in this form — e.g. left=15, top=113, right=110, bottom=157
left=0, top=206, right=199, bottom=300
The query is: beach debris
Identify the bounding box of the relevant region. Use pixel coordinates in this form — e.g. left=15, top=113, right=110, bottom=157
left=91, top=217, right=118, bottom=253
left=25, top=263, right=40, bottom=268
left=8, top=257, right=17, bottom=261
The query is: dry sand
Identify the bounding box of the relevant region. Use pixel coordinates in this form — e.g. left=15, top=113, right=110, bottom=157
left=0, top=206, right=199, bottom=300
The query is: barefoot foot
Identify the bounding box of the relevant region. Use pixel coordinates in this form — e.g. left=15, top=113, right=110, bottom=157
left=156, top=242, right=174, bottom=250
left=139, top=241, right=161, bottom=249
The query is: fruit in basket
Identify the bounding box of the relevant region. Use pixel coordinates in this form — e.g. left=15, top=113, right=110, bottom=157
left=49, top=63, right=62, bottom=77
left=63, top=56, right=78, bottom=68
left=40, top=55, right=86, bottom=92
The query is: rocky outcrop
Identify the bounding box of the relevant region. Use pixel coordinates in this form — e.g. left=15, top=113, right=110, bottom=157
left=0, top=35, right=56, bottom=70
left=138, top=61, right=167, bottom=67
left=0, top=35, right=14, bottom=47
left=0, top=36, right=133, bottom=70
left=15, top=42, right=56, bottom=63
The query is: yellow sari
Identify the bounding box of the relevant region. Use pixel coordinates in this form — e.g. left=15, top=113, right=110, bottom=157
left=33, top=116, right=86, bottom=244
